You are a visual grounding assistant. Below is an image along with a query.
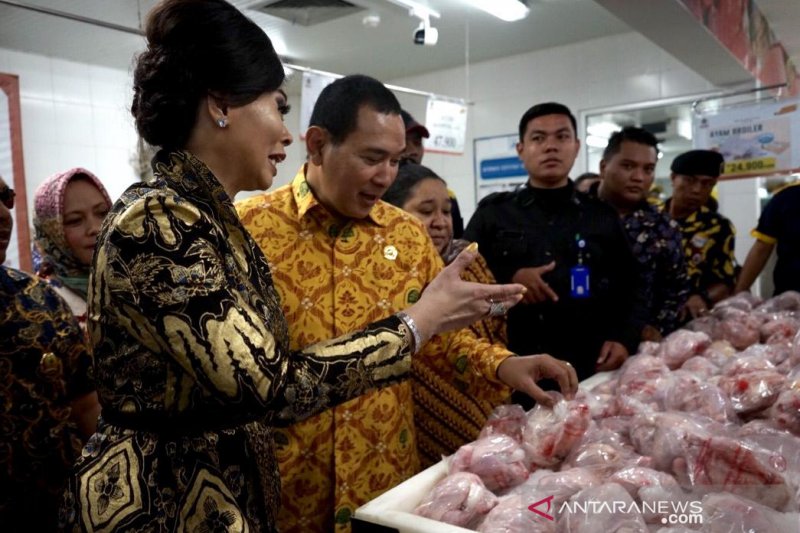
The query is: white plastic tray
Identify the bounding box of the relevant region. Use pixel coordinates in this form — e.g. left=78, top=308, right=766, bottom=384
left=353, top=372, right=615, bottom=532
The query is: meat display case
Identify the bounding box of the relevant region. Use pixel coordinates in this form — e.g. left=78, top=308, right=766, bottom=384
left=352, top=372, right=615, bottom=533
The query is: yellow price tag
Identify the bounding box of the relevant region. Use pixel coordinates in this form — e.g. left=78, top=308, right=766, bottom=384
left=723, top=157, right=777, bottom=175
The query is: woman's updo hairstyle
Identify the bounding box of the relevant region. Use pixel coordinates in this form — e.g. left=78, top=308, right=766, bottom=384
left=132, top=0, right=284, bottom=149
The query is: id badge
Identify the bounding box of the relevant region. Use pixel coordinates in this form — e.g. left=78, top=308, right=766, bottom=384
left=570, top=265, right=590, bottom=298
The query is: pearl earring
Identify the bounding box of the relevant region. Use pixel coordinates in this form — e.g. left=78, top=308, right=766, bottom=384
left=217, top=118, right=227, bottom=128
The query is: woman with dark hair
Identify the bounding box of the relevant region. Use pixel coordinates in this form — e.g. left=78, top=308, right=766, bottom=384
left=383, top=163, right=511, bottom=467
left=34, top=168, right=112, bottom=331
left=32, top=168, right=109, bottom=438
left=60, top=1, right=527, bottom=530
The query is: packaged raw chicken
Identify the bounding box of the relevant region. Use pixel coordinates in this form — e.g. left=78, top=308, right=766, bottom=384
left=522, top=396, right=590, bottom=469
left=770, top=387, right=800, bottom=436
left=721, top=352, right=776, bottom=376
left=637, top=341, right=661, bottom=356
left=755, top=290, right=800, bottom=314
left=710, top=308, right=761, bottom=351
left=479, top=404, right=527, bottom=442
left=680, top=356, right=720, bottom=379
left=686, top=315, right=717, bottom=338
left=701, top=340, right=737, bottom=368
left=673, top=431, right=792, bottom=510
left=657, top=330, right=713, bottom=370
left=759, top=313, right=800, bottom=345
left=700, top=492, right=800, bottom=533
left=616, top=356, right=672, bottom=412
left=414, top=471, right=498, bottom=527
left=714, top=293, right=761, bottom=312
left=662, top=370, right=734, bottom=423
left=534, top=468, right=601, bottom=504
left=563, top=424, right=649, bottom=476
left=718, top=370, right=786, bottom=415
left=609, top=466, right=687, bottom=525
left=477, top=494, right=555, bottom=533
left=736, top=342, right=793, bottom=367
left=450, top=434, right=529, bottom=491
left=557, top=482, right=648, bottom=533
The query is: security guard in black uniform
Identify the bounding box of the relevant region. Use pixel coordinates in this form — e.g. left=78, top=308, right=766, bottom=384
left=464, top=103, right=644, bottom=406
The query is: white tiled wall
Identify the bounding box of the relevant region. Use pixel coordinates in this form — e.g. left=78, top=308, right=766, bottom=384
left=0, top=47, right=139, bottom=209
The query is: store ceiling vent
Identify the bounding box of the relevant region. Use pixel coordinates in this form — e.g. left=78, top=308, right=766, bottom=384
left=251, top=0, right=364, bottom=26
left=644, top=119, right=691, bottom=142
left=642, top=121, right=668, bottom=140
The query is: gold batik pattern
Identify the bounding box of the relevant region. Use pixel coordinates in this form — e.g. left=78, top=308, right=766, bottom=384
left=60, top=151, right=413, bottom=532
left=0, top=266, right=92, bottom=530
left=236, top=167, right=512, bottom=532
left=661, top=203, right=737, bottom=293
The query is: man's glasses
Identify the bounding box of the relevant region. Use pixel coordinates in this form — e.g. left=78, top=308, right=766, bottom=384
left=0, top=186, right=15, bottom=209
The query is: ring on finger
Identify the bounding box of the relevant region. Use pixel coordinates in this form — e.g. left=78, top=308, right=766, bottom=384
left=487, top=299, right=507, bottom=317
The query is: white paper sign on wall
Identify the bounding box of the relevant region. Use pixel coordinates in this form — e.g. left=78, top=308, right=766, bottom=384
left=424, top=97, right=468, bottom=154
left=299, top=70, right=338, bottom=139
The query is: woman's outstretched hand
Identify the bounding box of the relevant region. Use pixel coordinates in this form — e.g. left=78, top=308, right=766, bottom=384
left=404, top=243, right=525, bottom=345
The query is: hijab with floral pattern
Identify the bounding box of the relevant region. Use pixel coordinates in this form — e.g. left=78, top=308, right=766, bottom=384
left=33, top=168, right=111, bottom=298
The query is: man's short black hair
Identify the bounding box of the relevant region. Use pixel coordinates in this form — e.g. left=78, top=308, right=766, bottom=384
left=518, top=102, right=577, bottom=140
left=602, top=126, right=660, bottom=161
left=309, top=74, right=401, bottom=144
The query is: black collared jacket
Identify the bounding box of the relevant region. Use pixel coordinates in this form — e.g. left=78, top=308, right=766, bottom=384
left=464, top=180, right=645, bottom=381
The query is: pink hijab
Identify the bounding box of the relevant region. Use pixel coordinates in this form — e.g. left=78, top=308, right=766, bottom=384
left=33, top=168, right=111, bottom=297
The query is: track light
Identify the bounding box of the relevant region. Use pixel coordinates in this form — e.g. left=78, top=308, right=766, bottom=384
left=466, top=0, right=529, bottom=22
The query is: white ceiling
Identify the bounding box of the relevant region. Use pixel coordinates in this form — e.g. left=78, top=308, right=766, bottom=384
left=0, top=1, right=797, bottom=85
left=0, top=0, right=630, bottom=80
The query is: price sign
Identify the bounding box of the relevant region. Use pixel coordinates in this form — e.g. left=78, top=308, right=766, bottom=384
left=694, top=99, right=800, bottom=178
left=424, top=97, right=468, bottom=155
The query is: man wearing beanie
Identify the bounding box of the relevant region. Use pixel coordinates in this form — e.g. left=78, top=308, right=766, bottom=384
left=664, top=149, right=737, bottom=318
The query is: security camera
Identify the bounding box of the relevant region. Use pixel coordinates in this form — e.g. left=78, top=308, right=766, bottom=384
left=413, top=18, right=438, bottom=46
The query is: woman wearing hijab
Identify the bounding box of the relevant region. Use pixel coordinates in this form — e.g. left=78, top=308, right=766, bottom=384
left=33, top=167, right=112, bottom=330
left=58, top=1, right=549, bottom=531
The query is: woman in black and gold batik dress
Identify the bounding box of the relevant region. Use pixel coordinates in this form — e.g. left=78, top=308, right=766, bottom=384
left=60, top=2, right=525, bottom=531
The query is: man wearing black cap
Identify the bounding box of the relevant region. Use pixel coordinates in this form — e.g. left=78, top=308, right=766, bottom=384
left=664, top=149, right=737, bottom=318
left=400, top=109, right=429, bottom=165
left=465, top=102, right=645, bottom=404
left=401, top=109, right=466, bottom=237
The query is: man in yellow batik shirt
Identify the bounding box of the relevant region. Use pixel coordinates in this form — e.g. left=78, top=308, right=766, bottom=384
left=237, top=75, right=577, bottom=533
